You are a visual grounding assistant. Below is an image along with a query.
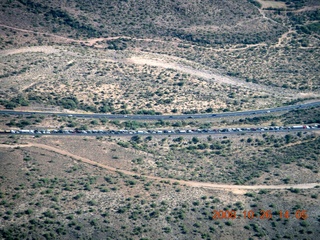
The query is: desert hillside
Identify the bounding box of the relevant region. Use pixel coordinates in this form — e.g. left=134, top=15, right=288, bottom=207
left=0, top=0, right=320, bottom=113
left=0, top=1, right=319, bottom=239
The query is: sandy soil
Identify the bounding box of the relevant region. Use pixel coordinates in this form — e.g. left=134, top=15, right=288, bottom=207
left=0, top=143, right=318, bottom=193
left=0, top=46, right=60, bottom=56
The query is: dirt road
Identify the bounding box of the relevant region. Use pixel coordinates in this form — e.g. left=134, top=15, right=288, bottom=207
left=1, top=143, right=318, bottom=193
left=0, top=23, right=175, bottom=47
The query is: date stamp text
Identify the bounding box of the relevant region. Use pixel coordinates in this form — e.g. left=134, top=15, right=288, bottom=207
left=212, top=209, right=308, bottom=220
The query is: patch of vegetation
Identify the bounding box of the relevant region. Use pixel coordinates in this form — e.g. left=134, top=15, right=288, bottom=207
left=282, top=107, right=320, bottom=125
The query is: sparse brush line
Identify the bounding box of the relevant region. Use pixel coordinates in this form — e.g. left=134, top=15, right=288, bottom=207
left=0, top=143, right=318, bottom=193
left=276, top=139, right=316, bottom=149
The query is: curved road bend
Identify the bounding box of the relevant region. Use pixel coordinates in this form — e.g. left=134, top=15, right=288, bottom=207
left=0, top=143, right=318, bottom=192
left=0, top=101, right=320, bottom=120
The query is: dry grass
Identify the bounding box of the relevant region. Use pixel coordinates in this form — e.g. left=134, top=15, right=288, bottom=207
left=257, top=0, right=287, bottom=9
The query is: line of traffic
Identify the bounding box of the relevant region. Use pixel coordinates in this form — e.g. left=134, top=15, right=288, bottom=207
left=2, top=125, right=319, bottom=137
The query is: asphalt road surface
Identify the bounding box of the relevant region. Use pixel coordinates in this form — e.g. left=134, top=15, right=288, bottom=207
left=0, top=101, right=319, bottom=120
left=1, top=128, right=319, bottom=137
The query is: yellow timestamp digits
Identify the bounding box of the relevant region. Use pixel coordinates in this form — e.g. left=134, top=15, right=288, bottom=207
left=212, top=209, right=308, bottom=220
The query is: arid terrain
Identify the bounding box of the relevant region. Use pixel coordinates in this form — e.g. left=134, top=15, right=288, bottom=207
left=0, top=0, right=319, bottom=114
left=0, top=134, right=319, bottom=239
left=0, top=0, right=319, bottom=239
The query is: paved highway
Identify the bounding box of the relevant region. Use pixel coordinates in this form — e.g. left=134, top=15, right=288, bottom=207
left=0, top=101, right=319, bottom=120
left=1, top=128, right=319, bottom=137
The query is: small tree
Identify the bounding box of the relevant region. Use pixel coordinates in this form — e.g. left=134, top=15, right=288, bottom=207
left=192, top=137, right=199, bottom=144
left=131, top=135, right=142, bottom=143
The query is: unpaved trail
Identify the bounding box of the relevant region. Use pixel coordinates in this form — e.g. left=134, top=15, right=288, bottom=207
left=0, top=23, right=283, bottom=53
left=275, top=29, right=294, bottom=48
left=257, top=8, right=279, bottom=24
left=0, top=143, right=318, bottom=193
left=0, top=23, right=78, bottom=42
left=0, top=23, right=175, bottom=47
